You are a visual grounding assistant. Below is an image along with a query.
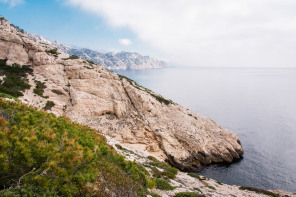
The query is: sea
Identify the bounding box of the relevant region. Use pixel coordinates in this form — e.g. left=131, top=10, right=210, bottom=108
left=114, top=67, right=296, bottom=192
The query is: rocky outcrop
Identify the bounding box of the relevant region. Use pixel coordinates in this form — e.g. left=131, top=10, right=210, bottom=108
left=27, top=33, right=168, bottom=70
left=0, top=18, right=243, bottom=170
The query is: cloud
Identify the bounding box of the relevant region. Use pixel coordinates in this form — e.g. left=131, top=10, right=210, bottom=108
left=65, top=0, right=296, bottom=67
left=118, top=38, right=133, bottom=46
left=0, top=0, right=24, bottom=7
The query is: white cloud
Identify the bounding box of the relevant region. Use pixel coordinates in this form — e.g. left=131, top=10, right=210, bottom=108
left=118, top=38, right=133, bottom=46
left=0, top=0, right=24, bottom=7
left=65, top=0, right=296, bottom=67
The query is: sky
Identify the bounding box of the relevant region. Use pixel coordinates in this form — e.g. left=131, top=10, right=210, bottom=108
left=1, top=0, right=296, bottom=67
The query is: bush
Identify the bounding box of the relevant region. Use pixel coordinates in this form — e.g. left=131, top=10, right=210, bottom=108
left=205, top=185, right=216, bottom=190
left=0, top=93, right=18, bottom=101
left=33, top=80, right=47, bottom=98
left=69, top=55, right=79, bottom=59
left=43, top=100, right=55, bottom=110
left=150, top=192, right=161, bottom=197
left=239, top=186, right=280, bottom=197
left=147, top=156, right=178, bottom=179
left=155, top=178, right=175, bottom=190
left=187, top=173, right=207, bottom=181
left=174, top=192, right=205, bottom=197
left=0, top=99, right=153, bottom=196
left=86, top=60, right=95, bottom=64
left=45, top=48, right=59, bottom=57
left=0, top=59, right=32, bottom=97
left=63, top=55, right=79, bottom=60
left=51, top=89, right=64, bottom=95
left=194, top=187, right=202, bottom=193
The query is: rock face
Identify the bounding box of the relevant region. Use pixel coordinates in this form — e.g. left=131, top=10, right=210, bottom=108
left=27, top=33, right=168, bottom=70
left=0, top=18, right=243, bottom=170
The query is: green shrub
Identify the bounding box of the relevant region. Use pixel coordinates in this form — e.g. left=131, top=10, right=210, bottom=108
left=0, top=59, right=32, bottom=97
left=43, top=100, right=55, bottom=110
left=151, top=166, right=176, bottom=180
left=33, top=80, right=47, bottom=98
left=205, top=185, right=216, bottom=190
left=115, top=143, right=124, bottom=150
left=45, top=48, right=59, bottom=57
left=0, top=99, right=153, bottom=196
left=51, top=89, right=64, bottom=95
left=155, top=178, right=175, bottom=190
left=150, top=192, right=161, bottom=197
left=147, top=156, right=178, bottom=179
left=194, top=187, right=202, bottom=193
left=69, top=55, right=79, bottom=59
left=239, top=186, right=280, bottom=197
left=63, top=55, right=79, bottom=60
left=0, top=93, right=18, bottom=101
left=0, top=186, right=59, bottom=196
left=86, top=60, right=95, bottom=64
left=174, top=192, right=205, bottom=197
left=187, top=173, right=207, bottom=181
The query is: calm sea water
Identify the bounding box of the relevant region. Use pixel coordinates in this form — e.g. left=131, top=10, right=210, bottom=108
left=114, top=67, right=296, bottom=192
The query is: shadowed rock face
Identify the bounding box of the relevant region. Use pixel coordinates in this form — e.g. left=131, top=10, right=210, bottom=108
left=0, top=20, right=243, bottom=170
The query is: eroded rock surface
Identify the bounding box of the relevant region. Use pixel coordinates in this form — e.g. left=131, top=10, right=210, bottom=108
left=0, top=18, right=243, bottom=170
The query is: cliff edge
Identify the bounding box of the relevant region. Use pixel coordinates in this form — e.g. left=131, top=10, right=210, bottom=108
left=0, top=17, right=243, bottom=170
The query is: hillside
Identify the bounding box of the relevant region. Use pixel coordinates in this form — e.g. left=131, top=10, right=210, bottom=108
left=27, top=33, right=168, bottom=70
left=0, top=16, right=244, bottom=171
left=1, top=15, right=295, bottom=197
left=0, top=99, right=154, bottom=196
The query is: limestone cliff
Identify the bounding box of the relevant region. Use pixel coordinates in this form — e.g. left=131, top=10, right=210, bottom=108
left=0, top=17, right=243, bottom=170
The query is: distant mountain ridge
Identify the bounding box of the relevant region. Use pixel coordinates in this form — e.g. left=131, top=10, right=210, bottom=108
left=27, top=33, right=168, bottom=70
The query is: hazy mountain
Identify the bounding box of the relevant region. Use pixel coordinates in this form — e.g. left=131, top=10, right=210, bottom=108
left=27, top=33, right=168, bottom=70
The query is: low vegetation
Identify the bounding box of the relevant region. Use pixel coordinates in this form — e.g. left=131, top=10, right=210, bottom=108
left=174, top=192, right=205, bottom=197
left=0, top=59, right=32, bottom=97
left=69, top=55, right=79, bottom=59
left=51, top=89, right=64, bottom=95
left=150, top=192, right=162, bottom=197
left=155, top=178, right=175, bottom=190
left=45, top=48, right=59, bottom=57
left=0, top=99, right=154, bottom=196
left=187, top=173, right=207, bottom=181
left=239, top=186, right=280, bottom=197
left=0, top=93, right=19, bottom=101
left=205, top=185, right=216, bottom=190
left=87, top=60, right=95, bottom=64
left=118, top=74, right=174, bottom=105
left=194, top=187, right=203, bottom=193
left=114, top=144, right=135, bottom=154
left=33, top=80, right=47, bottom=98
left=147, top=156, right=178, bottom=179
left=43, top=100, right=55, bottom=111
left=63, top=55, right=79, bottom=60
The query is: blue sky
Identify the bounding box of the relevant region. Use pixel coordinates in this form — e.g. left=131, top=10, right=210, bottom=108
left=1, top=0, right=296, bottom=67
left=0, top=0, right=158, bottom=57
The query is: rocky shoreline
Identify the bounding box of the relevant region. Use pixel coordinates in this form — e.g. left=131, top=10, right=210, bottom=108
left=0, top=17, right=294, bottom=196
